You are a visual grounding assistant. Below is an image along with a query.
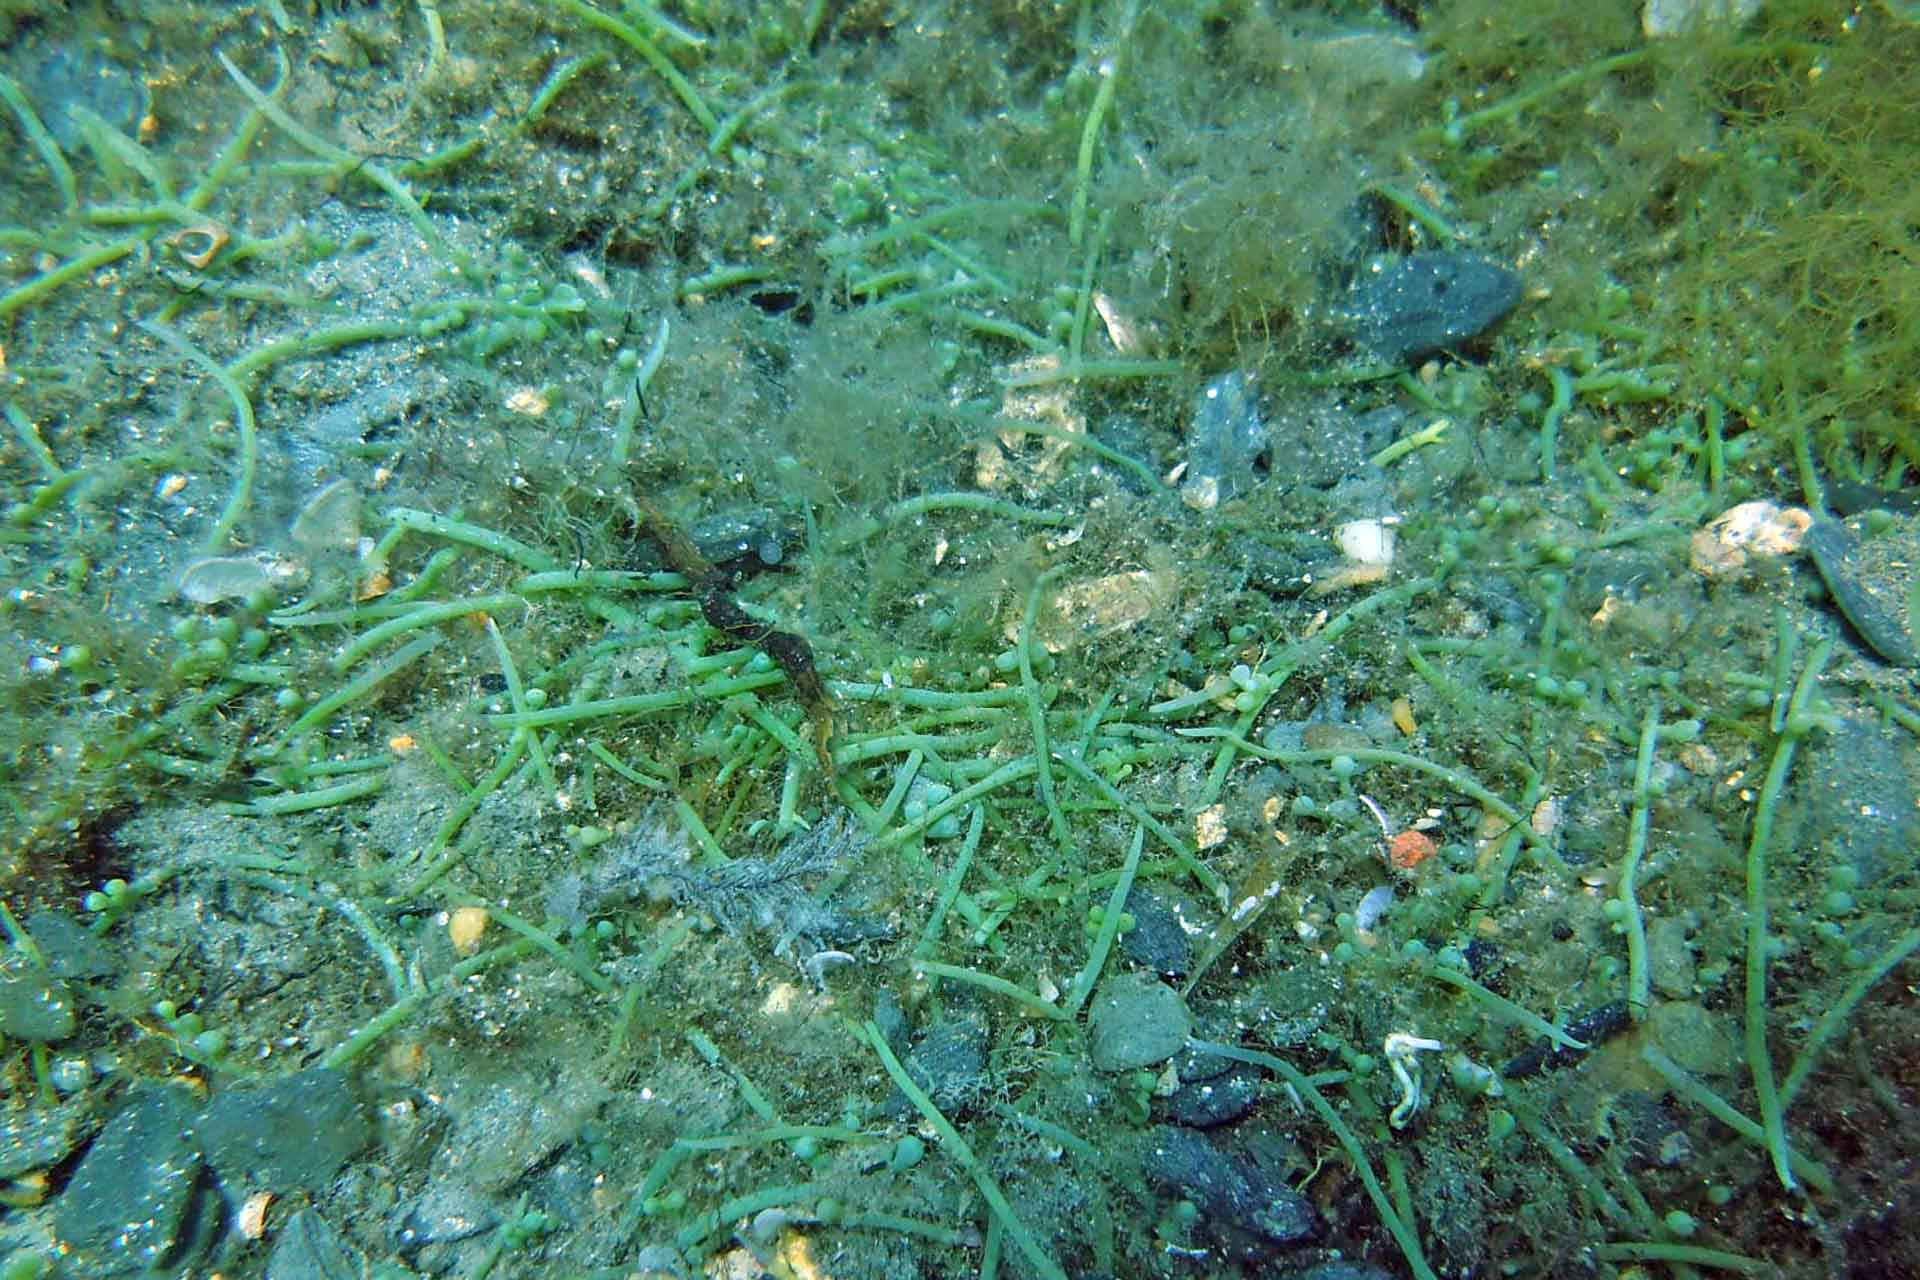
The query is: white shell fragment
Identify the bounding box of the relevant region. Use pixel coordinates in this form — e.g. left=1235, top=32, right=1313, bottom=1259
left=1335, top=517, right=1398, bottom=568
left=177, top=554, right=302, bottom=604
left=288, top=477, right=362, bottom=551
left=177, top=556, right=270, bottom=604
left=1689, top=501, right=1811, bottom=578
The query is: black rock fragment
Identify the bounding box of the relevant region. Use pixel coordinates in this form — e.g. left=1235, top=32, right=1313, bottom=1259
left=1142, top=1125, right=1320, bottom=1257
left=54, top=1085, right=211, bottom=1276
left=1167, top=1063, right=1263, bottom=1129
left=1345, top=251, right=1523, bottom=364
left=1119, top=885, right=1193, bottom=981
left=1805, top=519, right=1918, bottom=666
left=1502, top=999, right=1632, bottom=1079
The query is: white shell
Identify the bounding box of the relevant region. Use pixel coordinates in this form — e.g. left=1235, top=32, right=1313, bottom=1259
left=1335, top=518, right=1397, bottom=568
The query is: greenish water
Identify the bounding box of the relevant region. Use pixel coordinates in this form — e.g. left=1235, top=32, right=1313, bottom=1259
left=2, top=2, right=1918, bottom=1277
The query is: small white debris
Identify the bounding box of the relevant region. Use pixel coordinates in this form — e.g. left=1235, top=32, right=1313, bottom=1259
left=1689, top=500, right=1811, bottom=578
left=178, top=555, right=297, bottom=604
left=1335, top=517, right=1398, bottom=568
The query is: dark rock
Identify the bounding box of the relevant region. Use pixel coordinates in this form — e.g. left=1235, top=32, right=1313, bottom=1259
left=267, top=1209, right=366, bottom=1280
left=892, top=1010, right=990, bottom=1114
left=1119, top=885, right=1193, bottom=981
left=1608, top=1089, right=1694, bottom=1170
left=1167, top=1064, right=1262, bottom=1129
left=54, top=1085, right=210, bottom=1276
left=1344, top=251, right=1523, bottom=364
left=1182, top=372, right=1268, bottom=508
left=1806, top=519, right=1917, bottom=666
left=195, top=1066, right=371, bottom=1192
left=0, top=953, right=75, bottom=1043
left=1142, top=1126, right=1320, bottom=1252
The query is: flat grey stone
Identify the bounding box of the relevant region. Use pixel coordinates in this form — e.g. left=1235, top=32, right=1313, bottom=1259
left=1088, top=971, right=1191, bottom=1072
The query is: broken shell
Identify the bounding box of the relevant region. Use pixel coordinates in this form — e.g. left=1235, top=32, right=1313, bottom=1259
left=288, top=477, right=361, bottom=550
left=166, top=222, right=229, bottom=270
left=1335, top=517, right=1397, bottom=568
left=178, top=554, right=301, bottom=604
left=237, top=1190, right=273, bottom=1240
left=1689, top=501, right=1811, bottom=578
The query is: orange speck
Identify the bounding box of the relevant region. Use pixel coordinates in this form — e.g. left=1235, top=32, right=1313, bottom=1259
left=388, top=733, right=418, bottom=756
left=1387, top=829, right=1438, bottom=872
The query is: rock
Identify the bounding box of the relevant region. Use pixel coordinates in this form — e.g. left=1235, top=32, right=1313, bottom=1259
left=1142, top=1126, right=1320, bottom=1247
left=267, top=1209, right=367, bottom=1280
left=1088, top=972, right=1191, bottom=1072
left=1282, top=1264, right=1399, bottom=1280
left=1119, top=886, right=1193, bottom=981
left=1805, top=519, right=1918, bottom=667
left=1649, top=1001, right=1738, bottom=1077
left=1643, top=0, right=1762, bottom=38
left=1647, top=916, right=1697, bottom=999
left=0, top=953, right=75, bottom=1043
left=1182, top=372, right=1268, bottom=510
left=24, top=910, right=114, bottom=980
left=1802, top=718, right=1920, bottom=886
left=1651, top=917, right=1697, bottom=997
left=195, top=1066, right=371, bottom=1192
left=892, top=1011, right=991, bottom=1114
left=0, top=1097, right=94, bottom=1179
left=1267, top=401, right=1408, bottom=490
left=1608, top=1090, right=1694, bottom=1170
left=393, top=1180, right=498, bottom=1250
left=1344, top=251, right=1523, bottom=364
left=54, top=1086, right=209, bottom=1276
left=1167, top=1064, right=1263, bottom=1129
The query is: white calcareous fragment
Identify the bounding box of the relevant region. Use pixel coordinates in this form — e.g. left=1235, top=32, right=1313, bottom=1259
left=1688, top=500, right=1811, bottom=578
left=288, top=477, right=362, bottom=550
left=1335, top=517, right=1397, bottom=568
left=178, top=554, right=297, bottom=604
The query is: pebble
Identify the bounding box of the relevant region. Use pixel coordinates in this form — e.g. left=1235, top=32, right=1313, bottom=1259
left=1141, top=1125, right=1320, bottom=1249
left=1181, top=372, right=1268, bottom=510
left=1088, top=971, right=1192, bottom=1072
left=1805, top=519, right=1918, bottom=667
left=54, top=1086, right=208, bottom=1276
left=1118, top=885, right=1194, bottom=981
left=1344, top=251, right=1523, bottom=364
